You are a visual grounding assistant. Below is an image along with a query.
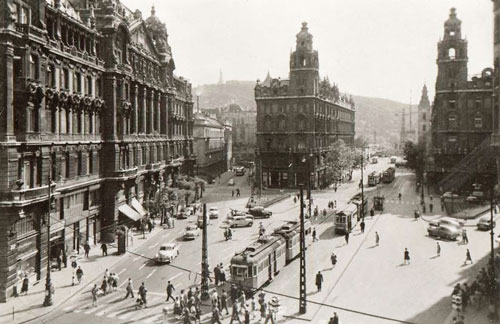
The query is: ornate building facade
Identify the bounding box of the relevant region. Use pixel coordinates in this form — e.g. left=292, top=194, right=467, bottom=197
left=254, top=23, right=355, bottom=190
left=0, top=0, right=194, bottom=301
left=417, top=84, right=431, bottom=147
left=428, top=8, right=496, bottom=192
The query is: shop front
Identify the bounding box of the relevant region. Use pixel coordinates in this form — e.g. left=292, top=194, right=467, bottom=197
left=15, top=234, right=38, bottom=285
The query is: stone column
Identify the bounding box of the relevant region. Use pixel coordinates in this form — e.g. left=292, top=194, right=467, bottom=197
left=147, top=89, right=153, bottom=134
left=160, top=92, right=167, bottom=135
left=0, top=42, right=15, bottom=141
left=155, top=91, right=160, bottom=134
left=132, top=84, right=138, bottom=134
left=141, top=86, right=147, bottom=133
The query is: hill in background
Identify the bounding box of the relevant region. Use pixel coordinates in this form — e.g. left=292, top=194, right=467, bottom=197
left=193, top=81, right=417, bottom=146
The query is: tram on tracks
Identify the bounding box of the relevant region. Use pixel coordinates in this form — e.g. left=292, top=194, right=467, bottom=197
left=382, top=167, right=396, bottom=183
left=272, top=220, right=312, bottom=263
left=334, top=203, right=359, bottom=234
left=367, top=171, right=381, bottom=186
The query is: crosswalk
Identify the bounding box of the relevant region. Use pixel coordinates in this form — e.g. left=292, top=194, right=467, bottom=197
left=62, top=288, right=184, bottom=324
left=384, top=199, right=418, bottom=205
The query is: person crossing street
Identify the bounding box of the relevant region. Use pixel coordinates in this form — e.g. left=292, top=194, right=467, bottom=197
left=375, top=232, right=380, bottom=246
left=436, top=242, right=441, bottom=257
left=404, top=248, right=410, bottom=265
left=125, top=278, right=134, bottom=299
left=166, top=281, right=175, bottom=302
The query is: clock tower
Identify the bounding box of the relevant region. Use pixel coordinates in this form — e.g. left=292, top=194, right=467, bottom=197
left=289, top=22, right=320, bottom=96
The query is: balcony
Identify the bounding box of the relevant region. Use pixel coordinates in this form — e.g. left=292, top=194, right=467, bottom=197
left=10, top=182, right=56, bottom=203
left=146, top=162, right=162, bottom=171
left=114, top=167, right=138, bottom=178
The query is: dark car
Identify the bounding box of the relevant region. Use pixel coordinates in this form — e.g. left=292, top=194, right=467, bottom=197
left=248, top=206, right=272, bottom=218
left=427, top=223, right=460, bottom=240
left=477, top=216, right=496, bottom=231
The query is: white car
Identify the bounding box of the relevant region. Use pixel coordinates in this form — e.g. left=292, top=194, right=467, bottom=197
left=227, top=209, right=247, bottom=220
left=184, top=225, right=201, bottom=240
left=229, top=215, right=254, bottom=228
left=209, top=207, right=219, bottom=219
left=156, top=243, right=179, bottom=263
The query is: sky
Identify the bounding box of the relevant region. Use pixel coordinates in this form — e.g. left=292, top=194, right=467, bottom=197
left=122, top=0, right=493, bottom=103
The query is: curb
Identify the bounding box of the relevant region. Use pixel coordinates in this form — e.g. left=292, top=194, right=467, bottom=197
left=14, top=226, right=165, bottom=324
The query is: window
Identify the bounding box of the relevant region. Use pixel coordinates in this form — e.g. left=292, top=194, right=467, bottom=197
left=15, top=214, right=34, bottom=236
left=89, top=189, right=99, bottom=207
left=20, top=6, right=29, bottom=24
left=448, top=48, right=456, bottom=59
left=266, top=139, right=272, bottom=151
left=74, top=72, right=82, bottom=93
left=29, top=55, right=38, bottom=80
left=475, top=99, right=482, bottom=109
left=423, top=125, right=426, bottom=132
left=298, top=139, right=306, bottom=150
left=450, top=31, right=455, bottom=37
left=22, top=158, right=40, bottom=189
left=89, top=151, right=94, bottom=174
left=47, top=64, right=55, bottom=87
left=474, top=117, right=483, bottom=129
left=448, top=101, right=456, bottom=110
left=448, top=114, right=458, bottom=129
left=278, top=118, right=286, bottom=131
left=86, top=76, right=93, bottom=95
left=65, top=153, right=70, bottom=178
left=62, top=69, right=70, bottom=90
left=77, top=151, right=83, bottom=176
left=423, top=112, right=426, bottom=121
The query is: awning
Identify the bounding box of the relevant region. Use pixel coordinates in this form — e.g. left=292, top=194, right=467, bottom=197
left=118, top=204, right=142, bottom=221
left=131, top=198, right=147, bottom=217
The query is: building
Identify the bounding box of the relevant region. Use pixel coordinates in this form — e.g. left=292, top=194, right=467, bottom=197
left=0, top=0, right=194, bottom=301
left=203, top=104, right=257, bottom=165
left=254, top=22, right=355, bottom=190
left=193, top=112, right=231, bottom=178
left=428, top=8, right=496, bottom=192
left=417, top=85, right=432, bottom=146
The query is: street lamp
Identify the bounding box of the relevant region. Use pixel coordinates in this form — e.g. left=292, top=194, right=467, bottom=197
left=43, top=156, right=54, bottom=307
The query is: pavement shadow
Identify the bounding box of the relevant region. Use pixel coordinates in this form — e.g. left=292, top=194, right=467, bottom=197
left=429, top=255, right=440, bottom=259
left=306, top=290, right=320, bottom=296
left=396, top=263, right=409, bottom=267
left=318, top=226, right=336, bottom=240
left=366, top=245, right=378, bottom=249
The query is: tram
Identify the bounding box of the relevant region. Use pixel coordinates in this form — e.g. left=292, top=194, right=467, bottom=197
left=334, top=203, right=359, bottom=234
left=272, top=220, right=312, bottom=262
left=230, top=235, right=286, bottom=291
left=367, top=172, right=381, bottom=186
left=382, top=167, right=396, bottom=183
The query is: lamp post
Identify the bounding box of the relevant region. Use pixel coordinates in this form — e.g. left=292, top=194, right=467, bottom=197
left=43, top=156, right=54, bottom=307
left=301, top=154, right=313, bottom=218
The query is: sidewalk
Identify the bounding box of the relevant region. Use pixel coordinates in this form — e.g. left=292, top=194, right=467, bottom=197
left=0, top=223, right=164, bottom=324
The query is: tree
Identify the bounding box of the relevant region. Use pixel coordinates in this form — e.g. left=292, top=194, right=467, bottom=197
left=403, top=141, right=425, bottom=176
left=325, top=139, right=357, bottom=179
left=354, top=136, right=369, bottom=149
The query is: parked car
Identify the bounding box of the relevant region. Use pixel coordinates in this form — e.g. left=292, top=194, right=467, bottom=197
left=184, top=225, right=201, bottom=240
left=229, top=215, right=254, bottom=228
left=208, top=207, right=219, bottom=219
left=228, top=178, right=235, bottom=186
left=235, top=167, right=246, bottom=176
left=477, top=215, right=496, bottom=231
left=185, top=207, right=195, bottom=216
left=227, top=209, right=248, bottom=220
left=248, top=206, right=272, bottom=218
left=156, top=243, right=179, bottom=263
left=427, top=224, right=460, bottom=240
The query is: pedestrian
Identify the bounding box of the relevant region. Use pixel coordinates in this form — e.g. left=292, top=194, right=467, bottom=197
left=138, top=282, right=148, bottom=307
left=76, top=266, right=83, bottom=284
left=260, top=300, right=267, bottom=322
left=221, top=290, right=229, bottom=315
left=21, top=274, right=29, bottom=295
left=212, top=305, right=222, bottom=324
left=214, top=265, right=220, bottom=286
left=462, top=229, right=468, bottom=244
left=332, top=312, right=339, bottom=324
left=101, top=243, right=107, bottom=256
left=107, top=273, right=114, bottom=292
left=104, top=268, right=110, bottom=280
left=101, top=277, right=108, bottom=295
left=345, top=231, right=349, bottom=245
left=360, top=219, right=365, bottom=233
left=236, top=188, right=240, bottom=197
left=220, top=264, right=227, bottom=283
left=436, top=242, right=441, bottom=257
left=91, top=284, right=98, bottom=307
left=166, top=281, right=175, bottom=302
left=244, top=307, right=250, bottom=324
left=334, top=200, right=337, bottom=208
left=323, top=208, right=327, bottom=217
left=264, top=301, right=276, bottom=324
left=232, top=190, right=235, bottom=198
left=312, top=228, right=318, bottom=242
left=56, top=254, right=62, bottom=271
left=83, top=242, right=90, bottom=258
left=315, top=271, right=323, bottom=292
left=398, top=192, right=402, bottom=201
left=125, top=278, right=134, bottom=299
left=112, top=272, right=118, bottom=291
left=375, top=231, right=380, bottom=246
left=370, top=208, right=375, bottom=218
left=404, top=248, right=410, bottom=265
left=250, top=296, right=256, bottom=319
left=464, top=249, right=473, bottom=265
left=229, top=301, right=242, bottom=324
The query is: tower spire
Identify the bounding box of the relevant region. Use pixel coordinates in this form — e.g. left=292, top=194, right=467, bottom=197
left=218, top=69, right=223, bottom=85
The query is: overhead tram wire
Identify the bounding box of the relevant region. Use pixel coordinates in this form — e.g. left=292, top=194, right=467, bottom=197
left=124, top=249, right=421, bottom=324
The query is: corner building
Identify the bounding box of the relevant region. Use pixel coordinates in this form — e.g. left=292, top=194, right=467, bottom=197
left=0, top=0, right=194, bottom=301
left=255, top=23, right=355, bottom=189
left=428, top=8, right=496, bottom=192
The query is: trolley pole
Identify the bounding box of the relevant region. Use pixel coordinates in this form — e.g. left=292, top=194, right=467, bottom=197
left=299, top=185, right=307, bottom=314
left=360, top=150, right=364, bottom=220
left=201, top=204, right=209, bottom=300
left=43, top=157, right=53, bottom=307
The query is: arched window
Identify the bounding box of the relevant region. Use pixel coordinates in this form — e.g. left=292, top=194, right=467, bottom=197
left=448, top=48, right=456, bottom=59
left=448, top=114, right=458, bottom=129
left=297, top=139, right=306, bottom=150
left=264, top=117, right=272, bottom=131
left=266, top=138, right=272, bottom=151
left=297, top=115, right=307, bottom=131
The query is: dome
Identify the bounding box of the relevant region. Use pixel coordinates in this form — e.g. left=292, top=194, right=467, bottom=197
left=444, top=8, right=461, bottom=28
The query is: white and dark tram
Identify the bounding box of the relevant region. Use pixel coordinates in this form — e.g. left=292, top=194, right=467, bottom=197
left=272, top=220, right=311, bottom=263
left=230, top=235, right=286, bottom=291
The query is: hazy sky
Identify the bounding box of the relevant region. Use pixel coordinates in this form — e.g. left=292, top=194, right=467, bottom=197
left=122, top=0, right=493, bottom=103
